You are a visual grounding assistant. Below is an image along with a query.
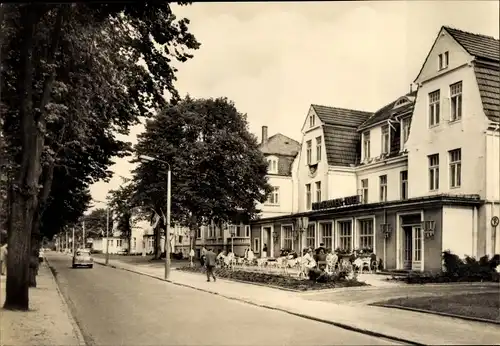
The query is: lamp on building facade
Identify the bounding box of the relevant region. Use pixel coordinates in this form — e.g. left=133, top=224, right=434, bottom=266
left=272, top=230, right=279, bottom=244
left=380, top=223, right=392, bottom=239
left=421, top=220, right=436, bottom=239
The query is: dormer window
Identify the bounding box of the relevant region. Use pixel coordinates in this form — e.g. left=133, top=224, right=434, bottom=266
left=381, top=125, right=390, bottom=155
left=362, top=131, right=370, bottom=160
left=438, top=51, right=449, bottom=70
left=267, top=157, right=278, bottom=174
left=309, top=114, right=315, bottom=128
left=394, top=98, right=409, bottom=109
left=401, top=117, right=411, bottom=148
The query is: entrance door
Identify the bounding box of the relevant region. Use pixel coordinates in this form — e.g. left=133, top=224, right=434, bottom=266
left=412, top=226, right=422, bottom=270
left=262, top=227, right=271, bottom=258
left=403, top=227, right=412, bottom=270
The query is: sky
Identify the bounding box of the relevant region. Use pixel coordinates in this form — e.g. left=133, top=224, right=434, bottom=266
left=89, top=0, right=500, bottom=211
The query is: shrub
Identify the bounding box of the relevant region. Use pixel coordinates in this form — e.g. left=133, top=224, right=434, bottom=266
left=176, top=266, right=367, bottom=291
left=91, top=249, right=103, bottom=254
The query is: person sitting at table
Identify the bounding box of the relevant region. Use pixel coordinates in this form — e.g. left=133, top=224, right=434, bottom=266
left=216, top=250, right=226, bottom=267
left=315, top=247, right=328, bottom=272
left=302, top=248, right=316, bottom=274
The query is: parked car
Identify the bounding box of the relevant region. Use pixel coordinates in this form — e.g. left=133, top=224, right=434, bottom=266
left=117, top=249, right=128, bottom=255
left=72, top=249, right=93, bottom=268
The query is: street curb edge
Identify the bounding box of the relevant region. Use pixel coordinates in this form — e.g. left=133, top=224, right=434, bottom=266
left=372, top=303, right=500, bottom=326
left=44, top=258, right=87, bottom=346
left=95, top=261, right=424, bottom=346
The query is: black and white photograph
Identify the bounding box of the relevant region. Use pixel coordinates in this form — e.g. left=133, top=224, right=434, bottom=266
left=0, top=1, right=499, bottom=345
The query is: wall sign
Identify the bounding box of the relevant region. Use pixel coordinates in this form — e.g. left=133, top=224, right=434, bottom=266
left=312, top=195, right=361, bottom=211
left=491, top=216, right=499, bottom=228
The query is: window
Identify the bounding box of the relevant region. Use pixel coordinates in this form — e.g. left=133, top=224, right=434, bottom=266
left=306, top=140, right=312, bottom=164
left=379, top=175, right=387, bottom=202
left=267, top=158, right=278, bottom=174
left=363, top=131, right=371, bottom=159
left=361, top=179, right=368, bottom=203
left=306, top=184, right=312, bottom=209
left=196, top=227, right=201, bottom=239
left=401, top=117, right=411, bottom=145
left=381, top=125, right=390, bottom=154
left=338, top=221, right=352, bottom=252
left=316, top=136, right=322, bottom=162
left=253, top=237, right=260, bottom=253
left=400, top=170, right=408, bottom=200
left=132, top=237, right=137, bottom=250
left=449, top=149, right=462, bottom=188
left=117, top=239, right=122, bottom=247
left=359, top=219, right=374, bottom=250
left=309, top=114, right=315, bottom=128
left=438, top=51, right=449, bottom=70
left=450, top=82, right=462, bottom=121
left=429, top=90, right=440, bottom=127
left=306, top=224, right=316, bottom=248
left=414, top=227, right=422, bottom=262
left=266, top=186, right=280, bottom=205
left=108, top=239, right=113, bottom=247
left=320, top=223, right=333, bottom=250
left=178, top=235, right=183, bottom=243
left=429, top=154, right=440, bottom=191
left=282, top=226, right=293, bottom=250
left=245, top=225, right=250, bottom=237
left=315, top=181, right=322, bottom=202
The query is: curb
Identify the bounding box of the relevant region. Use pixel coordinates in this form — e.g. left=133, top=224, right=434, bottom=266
left=372, top=303, right=500, bottom=326
left=44, top=259, right=87, bottom=346
left=95, top=261, right=423, bottom=345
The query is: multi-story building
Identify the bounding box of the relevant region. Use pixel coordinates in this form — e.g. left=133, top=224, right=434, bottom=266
left=250, top=26, right=500, bottom=272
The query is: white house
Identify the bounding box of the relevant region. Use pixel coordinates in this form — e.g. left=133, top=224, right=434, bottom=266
left=250, top=26, right=499, bottom=271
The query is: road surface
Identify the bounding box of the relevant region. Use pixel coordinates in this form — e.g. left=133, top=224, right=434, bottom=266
left=47, top=253, right=401, bottom=346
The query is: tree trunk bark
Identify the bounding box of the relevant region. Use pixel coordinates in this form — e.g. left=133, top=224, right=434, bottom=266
left=4, top=5, right=40, bottom=311
left=5, top=5, right=64, bottom=310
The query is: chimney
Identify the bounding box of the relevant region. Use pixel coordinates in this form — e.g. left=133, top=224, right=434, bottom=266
left=409, top=84, right=413, bottom=93
left=261, top=126, right=268, bottom=144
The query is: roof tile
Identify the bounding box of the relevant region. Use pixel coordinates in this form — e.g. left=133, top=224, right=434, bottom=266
left=444, top=26, right=499, bottom=62
left=311, top=105, right=372, bottom=128
left=474, top=61, right=500, bottom=123
left=323, top=125, right=360, bottom=166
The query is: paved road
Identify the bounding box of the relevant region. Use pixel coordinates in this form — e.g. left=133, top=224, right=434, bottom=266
left=46, top=253, right=401, bottom=346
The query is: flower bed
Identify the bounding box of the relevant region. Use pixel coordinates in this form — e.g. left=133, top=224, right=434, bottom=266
left=177, top=266, right=368, bottom=291
left=386, top=252, right=500, bottom=284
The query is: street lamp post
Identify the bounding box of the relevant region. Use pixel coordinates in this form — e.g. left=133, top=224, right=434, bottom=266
left=105, top=206, right=110, bottom=265
left=293, top=216, right=309, bottom=278
left=229, top=226, right=235, bottom=254
left=72, top=227, right=75, bottom=254
left=139, top=154, right=172, bottom=281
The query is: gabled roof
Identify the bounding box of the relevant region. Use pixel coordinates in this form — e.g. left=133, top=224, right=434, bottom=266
left=311, top=105, right=372, bottom=128
left=443, top=26, right=499, bottom=62
left=259, top=133, right=300, bottom=157
left=358, top=90, right=417, bottom=130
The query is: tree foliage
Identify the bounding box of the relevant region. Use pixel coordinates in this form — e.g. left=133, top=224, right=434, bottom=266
left=1, top=2, right=200, bottom=310
left=107, top=181, right=136, bottom=250
left=132, top=96, right=272, bottom=251
left=82, top=208, right=113, bottom=239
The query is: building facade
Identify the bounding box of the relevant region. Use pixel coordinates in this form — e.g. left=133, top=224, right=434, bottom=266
left=250, top=26, right=500, bottom=272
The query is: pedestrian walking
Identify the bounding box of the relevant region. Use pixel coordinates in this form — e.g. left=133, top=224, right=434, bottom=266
left=205, top=248, right=217, bottom=282
left=0, top=242, right=8, bottom=276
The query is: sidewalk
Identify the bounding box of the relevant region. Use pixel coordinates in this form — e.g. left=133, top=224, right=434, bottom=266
left=0, top=262, right=85, bottom=346
left=95, top=257, right=500, bottom=345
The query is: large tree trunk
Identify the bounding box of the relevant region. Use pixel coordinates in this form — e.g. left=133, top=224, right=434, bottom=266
left=5, top=5, right=65, bottom=310
left=4, top=6, right=41, bottom=311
